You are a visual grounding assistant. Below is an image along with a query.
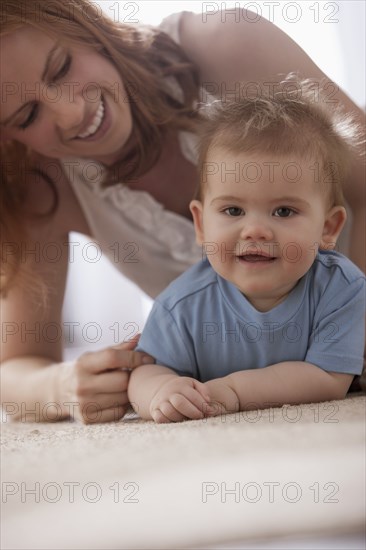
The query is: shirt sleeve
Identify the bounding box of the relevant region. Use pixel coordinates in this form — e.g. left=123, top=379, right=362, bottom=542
left=135, top=300, right=197, bottom=377
left=306, top=277, right=365, bottom=375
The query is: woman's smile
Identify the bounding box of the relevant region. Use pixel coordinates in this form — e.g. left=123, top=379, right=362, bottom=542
left=0, top=27, right=133, bottom=163
left=76, top=96, right=106, bottom=140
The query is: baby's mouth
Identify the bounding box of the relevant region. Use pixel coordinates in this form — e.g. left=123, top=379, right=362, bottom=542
left=238, top=254, right=276, bottom=263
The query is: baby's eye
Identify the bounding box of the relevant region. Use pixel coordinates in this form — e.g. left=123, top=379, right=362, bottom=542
left=223, top=207, right=244, bottom=217
left=273, top=207, right=295, bottom=218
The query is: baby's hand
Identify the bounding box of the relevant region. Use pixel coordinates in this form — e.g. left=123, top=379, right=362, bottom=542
left=150, top=377, right=211, bottom=423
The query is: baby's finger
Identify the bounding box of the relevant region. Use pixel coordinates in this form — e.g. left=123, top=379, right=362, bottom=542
left=158, top=400, right=188, bottom=422
left=179, top=386, right=209, bottom=415
left=192, top=379, right=211, bottom=402
left=152, top=403, right=184, bottom=423
left=151, top=408, right=171, bottom=423
left=170, top=392, right=205, bottom=420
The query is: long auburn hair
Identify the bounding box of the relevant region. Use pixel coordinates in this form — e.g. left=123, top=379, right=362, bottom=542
left=0, top=0, right=203, bottom=298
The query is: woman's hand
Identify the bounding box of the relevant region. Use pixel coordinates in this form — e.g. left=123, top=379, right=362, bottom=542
left=60, top=335, right=155, bottom=424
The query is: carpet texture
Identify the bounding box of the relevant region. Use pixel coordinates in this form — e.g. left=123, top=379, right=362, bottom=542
left=1, top=394, right=365, bottom=549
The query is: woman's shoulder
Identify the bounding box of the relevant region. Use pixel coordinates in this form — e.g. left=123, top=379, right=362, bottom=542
left=158, top=11, right=188, bottom=44
left=158, top=11, right=217, bottom=54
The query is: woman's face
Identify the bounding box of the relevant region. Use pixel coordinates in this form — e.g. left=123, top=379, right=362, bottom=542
left=0, top=26, right=133, bottom=164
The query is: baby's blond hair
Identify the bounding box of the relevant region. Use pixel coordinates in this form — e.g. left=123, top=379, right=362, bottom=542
left=196, top=75, right=363, bottom=206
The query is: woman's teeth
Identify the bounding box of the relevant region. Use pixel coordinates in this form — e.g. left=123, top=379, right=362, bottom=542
left=77, top=100, right=105, bottom=139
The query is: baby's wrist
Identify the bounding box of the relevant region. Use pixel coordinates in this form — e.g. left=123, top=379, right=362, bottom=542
left=204, top=378, right=240, bottom=414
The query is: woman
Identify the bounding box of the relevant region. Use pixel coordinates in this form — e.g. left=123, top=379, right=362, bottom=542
left=1, top=0, right=364, bottom=423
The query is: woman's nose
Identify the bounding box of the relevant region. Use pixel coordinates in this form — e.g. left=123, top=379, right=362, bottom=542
left=45, top=89, right=84, bottom=131
left=239, top=216, right=274, bottom=241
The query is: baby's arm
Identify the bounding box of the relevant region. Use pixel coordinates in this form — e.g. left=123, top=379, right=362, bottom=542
left=128, top=365, right=211, bottom=422
left=204, top=362, right=354, bottom=415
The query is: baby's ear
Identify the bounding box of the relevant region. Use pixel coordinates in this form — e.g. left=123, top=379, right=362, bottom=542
left=189, top=200, right=204, bottom=245
left=320, top=206, right=347, bottom=249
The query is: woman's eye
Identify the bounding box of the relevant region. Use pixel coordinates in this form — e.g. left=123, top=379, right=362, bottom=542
left=19, top=104, right=39, bottom=130
left=223, top=207, right=244, bottom=217
left=53, top=54, right=72, bottom=81
left=274, top=207, right=295, bottom=218
left=17, top=54, right=71, bottom=130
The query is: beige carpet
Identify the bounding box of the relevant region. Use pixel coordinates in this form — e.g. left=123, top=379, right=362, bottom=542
left=1, top=394, right=365, bottom=550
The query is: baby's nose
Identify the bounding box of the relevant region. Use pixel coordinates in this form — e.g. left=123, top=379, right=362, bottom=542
left=239, top=218, right=274, bottom=241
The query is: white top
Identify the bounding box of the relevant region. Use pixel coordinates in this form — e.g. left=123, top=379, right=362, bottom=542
left=62, top=12, right=204, bottom=298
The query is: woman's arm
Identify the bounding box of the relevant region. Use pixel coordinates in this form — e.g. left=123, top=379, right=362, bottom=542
left=1, top=162, right=153, bottom=423
left=0, top=230, right=153, bottom=424
left=179, top=9, right=366, bottom=271
left=1, top=222, right=73, bottom=422
left=204, top=362, right=354, bottom=414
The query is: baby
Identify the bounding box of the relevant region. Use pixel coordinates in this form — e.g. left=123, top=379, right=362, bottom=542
left=128, top=78, right=365, bottom=422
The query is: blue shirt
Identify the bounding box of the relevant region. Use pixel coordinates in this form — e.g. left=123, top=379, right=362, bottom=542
left=137, top=251, right=365, bottom=381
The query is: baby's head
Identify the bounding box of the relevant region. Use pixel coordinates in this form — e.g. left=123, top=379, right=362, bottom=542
left=195, top=76, right=361, bottom=205
left=190, top=77, right=362, bottom=311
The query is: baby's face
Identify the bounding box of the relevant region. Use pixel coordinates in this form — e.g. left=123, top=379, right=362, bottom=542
left=190, top=148, right=346, bottom=311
